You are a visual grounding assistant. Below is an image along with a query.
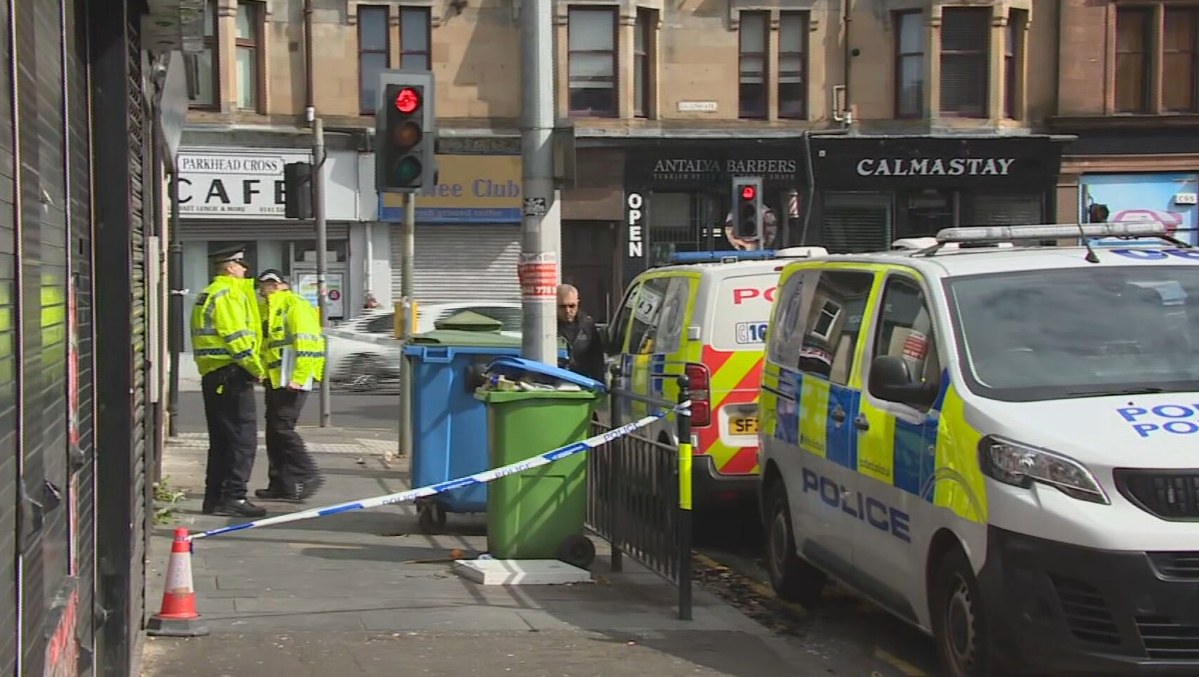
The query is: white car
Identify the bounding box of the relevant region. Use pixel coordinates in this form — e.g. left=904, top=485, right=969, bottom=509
left=325, top=301, right=523, bottom=390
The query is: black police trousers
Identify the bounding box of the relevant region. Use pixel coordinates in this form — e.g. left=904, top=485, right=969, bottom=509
left=264, top=386, right=317, bottom=489
left=201, top=364, right=257, bottom=506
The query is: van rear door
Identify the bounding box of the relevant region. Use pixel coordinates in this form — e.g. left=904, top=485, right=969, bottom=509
left=699, top=271, right=778, bottom=475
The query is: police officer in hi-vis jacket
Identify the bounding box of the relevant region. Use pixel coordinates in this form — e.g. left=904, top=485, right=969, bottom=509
left=253, top=269, right=326, bottom=502
left=190, top=245, right=268, bottom=518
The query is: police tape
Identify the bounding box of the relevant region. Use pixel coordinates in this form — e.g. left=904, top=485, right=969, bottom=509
left=189, top=401, right=691, bottom=541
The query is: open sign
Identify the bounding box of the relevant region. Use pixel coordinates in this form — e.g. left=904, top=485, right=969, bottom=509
left=733, top=287, right=777, bottom=305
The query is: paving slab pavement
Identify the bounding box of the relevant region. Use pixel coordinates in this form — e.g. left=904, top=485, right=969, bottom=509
left=140, top=432, right=849, bottom=677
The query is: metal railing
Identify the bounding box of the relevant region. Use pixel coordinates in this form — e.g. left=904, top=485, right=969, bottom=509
left=586, top=376, right=693, bottom=620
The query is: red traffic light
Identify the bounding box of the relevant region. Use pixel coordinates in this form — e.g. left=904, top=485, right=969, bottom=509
left=395, top=87, right=421, bottom=114
left=739, top=185, right=757, bottom=201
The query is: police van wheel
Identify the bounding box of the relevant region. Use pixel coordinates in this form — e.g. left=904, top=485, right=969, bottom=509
left=932, top=547, right=994, bottom=677
left=765, top=482, right=826, bottom=606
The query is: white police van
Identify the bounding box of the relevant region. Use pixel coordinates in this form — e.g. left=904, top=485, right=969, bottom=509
left=757, top=222, right=1199, bottom=676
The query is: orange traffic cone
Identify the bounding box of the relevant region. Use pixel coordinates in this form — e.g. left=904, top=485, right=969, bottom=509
left=146, top=527, right=210, bottom=637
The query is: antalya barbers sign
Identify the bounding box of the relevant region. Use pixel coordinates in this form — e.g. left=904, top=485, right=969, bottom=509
left=625, top=141, right=805, bottom=188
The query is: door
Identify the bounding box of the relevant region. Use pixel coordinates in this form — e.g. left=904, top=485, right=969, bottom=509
left=607, top=281, right=640, bottom=423
left=792, top=268, right=875, bottom=575
left=854, top=271, right=944, bottom=609
left=562, top=221, right=617, bottom=323
left=626, top=276, right=670, bottom=420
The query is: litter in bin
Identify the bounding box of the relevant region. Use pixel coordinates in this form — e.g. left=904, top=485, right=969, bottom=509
left=477, top=356, right=607, bottom=394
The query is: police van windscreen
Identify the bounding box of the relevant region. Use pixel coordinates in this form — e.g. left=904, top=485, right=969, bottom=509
left=712, top=274, right=779, bottom=351
left=945, top=265, right=1199, bottom=402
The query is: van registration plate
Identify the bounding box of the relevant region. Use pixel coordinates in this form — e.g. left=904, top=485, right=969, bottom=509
left=730, top=416, right=759, bottom=435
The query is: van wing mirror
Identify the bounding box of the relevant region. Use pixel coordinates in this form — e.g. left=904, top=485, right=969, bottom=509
left=869, top=355, right=937, bottom=409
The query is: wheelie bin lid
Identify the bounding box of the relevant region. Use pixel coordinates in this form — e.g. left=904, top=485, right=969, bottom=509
left=483, top=356, right=607, bottom=393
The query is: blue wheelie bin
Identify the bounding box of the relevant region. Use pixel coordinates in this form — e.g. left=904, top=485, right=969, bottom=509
left=403, top=311, right=566, bottom=533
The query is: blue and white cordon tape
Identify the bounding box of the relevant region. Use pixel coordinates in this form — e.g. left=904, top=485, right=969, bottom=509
left=189, top=401, right=690, bottom=541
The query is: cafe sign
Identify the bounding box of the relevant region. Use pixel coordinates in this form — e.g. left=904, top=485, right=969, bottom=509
left=177, top=151, right=311, bottom=219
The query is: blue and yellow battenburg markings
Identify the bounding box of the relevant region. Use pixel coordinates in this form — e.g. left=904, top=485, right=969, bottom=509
left=767, top=365, right=985, bottom=525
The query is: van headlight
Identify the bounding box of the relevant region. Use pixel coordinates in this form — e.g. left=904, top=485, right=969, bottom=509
left=978, top=436, right=1109, bottom=505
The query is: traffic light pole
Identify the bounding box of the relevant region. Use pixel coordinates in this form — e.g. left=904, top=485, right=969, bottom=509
left=313, top=117, right=332, bottom=427
left=519, top=0, right=561, bottom=365
left=398, top=191, right=415, bottom=458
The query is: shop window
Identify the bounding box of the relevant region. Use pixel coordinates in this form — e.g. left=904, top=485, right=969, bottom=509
left=186, top=0, right=219, bottom=109
left=648, top=192, right=725, bottom=253
left=897, top=191, right=953, bottom=239
left=400, top=7, right=431, bottom=71
left=823, top=192, right=893, bottom=253
left=1004, top=10, right=1027, bottom=119
left=358, top=5, right=390, bottom=115
left=739, top=11, right=768, bottom=119
left=961, top=193, right=1043, bottom=227
left=894, top=10, right=924, bottom=118
left=1115, top=7, right=1151, bottom=113
left=292, top=240, right=349, bottom=264
left=939, top=7, right=989, bottom=118
left=634, top=9, right=656, bottom=118
left=235, top=1, right=265, bottom=112
left=778, top=12, right=808, bottom=119
left=568, top=7, right=617, bottom=117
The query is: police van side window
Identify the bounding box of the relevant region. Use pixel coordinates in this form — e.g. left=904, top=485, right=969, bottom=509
left=608, top=283, right=641, bottom=353
left=628, top=277, right=671, bottom=354
left=870, top=275, right=941, bottom=401
left=653, top=277, right=691, bottom=355
left=767, top=272, right=806, bottom=365
left=799, top=270, right=874, bottom=386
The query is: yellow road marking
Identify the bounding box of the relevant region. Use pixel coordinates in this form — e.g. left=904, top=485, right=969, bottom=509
left=692, top=552, right=808, bottom=618
left=873, top=648, right=929, bottom=677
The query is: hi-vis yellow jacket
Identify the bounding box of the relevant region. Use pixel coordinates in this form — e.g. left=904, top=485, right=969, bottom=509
left=260, top=289, right=326, bottom=389
left=190, top=275, right=265, bottom=379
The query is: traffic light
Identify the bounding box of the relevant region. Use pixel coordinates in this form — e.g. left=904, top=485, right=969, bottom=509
left=375, top=76, right=436, bottom=194
left=283, top=162, right=313, bottom=219
left=731, top=177, right=763, bottom=240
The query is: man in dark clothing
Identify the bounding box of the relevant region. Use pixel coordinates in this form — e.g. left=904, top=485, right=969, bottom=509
left=556, top=284, right=606, bottom=382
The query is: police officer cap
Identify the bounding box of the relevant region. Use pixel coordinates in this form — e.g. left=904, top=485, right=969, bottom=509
left=257, top=269, right=286, bottom=285
left=209, top=244, right=247, bottom=264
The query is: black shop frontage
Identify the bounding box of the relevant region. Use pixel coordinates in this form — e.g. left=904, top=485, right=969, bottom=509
left=801, top=134, right=1073, bottom=252
left=621, top=138, right=806, bottom=286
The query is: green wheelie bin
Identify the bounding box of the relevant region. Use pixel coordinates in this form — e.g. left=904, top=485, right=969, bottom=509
left=474, top=356, right=606, bottom=569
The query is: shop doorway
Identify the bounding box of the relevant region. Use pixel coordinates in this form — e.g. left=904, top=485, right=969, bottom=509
left=562, top=221, right=618, bottom=323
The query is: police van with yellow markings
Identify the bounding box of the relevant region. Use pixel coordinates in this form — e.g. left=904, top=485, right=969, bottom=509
left=758, top=222, right=1199, bottom=677
left=604, top=246, right=826, bottom=513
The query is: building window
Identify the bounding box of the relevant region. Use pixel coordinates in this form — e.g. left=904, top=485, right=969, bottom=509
left=634, top=9, right=654, bottom=118
left=235, top=1, right=264, bottom=112
left=739, top=11, right=768, bottom=119
left=1004, top=10, right=1026, bottom=118
left=1164, top=7, right=1199, bottom=112
left=358, top=6, right=390, bottom=115
left=568, top=8, right=617, bottom=117
left=1115, top=7, right=1151, bottom=113
left=400, top=7, right=431, bottom=70
left=894, top=11, right=924, bottom=118
left=187, top=0, right=218, bottom=108
left=778, top=12, right=808, bottom=119
left=939, top=7, right=989, bottom=117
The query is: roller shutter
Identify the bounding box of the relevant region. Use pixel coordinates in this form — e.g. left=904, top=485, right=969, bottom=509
left=822, top=192, right=894, bottom=253
left=178, top=221, right=349, bottom=241
left=390, top=225, right=521, bottom=304
left=961, top=193, right=1044, bottom=227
